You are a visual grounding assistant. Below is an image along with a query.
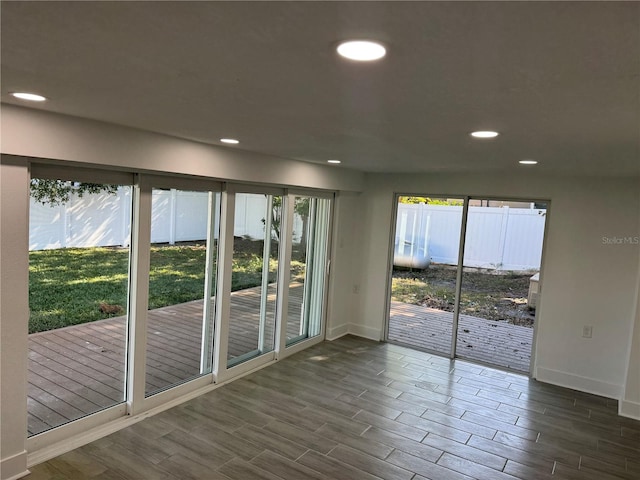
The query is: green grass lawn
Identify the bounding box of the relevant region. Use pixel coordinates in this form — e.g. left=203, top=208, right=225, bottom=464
left=29, top=242, right=304, bottom=334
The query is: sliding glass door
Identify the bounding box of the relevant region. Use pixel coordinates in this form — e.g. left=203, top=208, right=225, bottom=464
left=145, top=187, right=220, bottom=396
left=456, top=200, right=547, bottom=371
left=227, top=192, right=281, bottom=367
left=25, top=168, right=333, bottom=437
left=387, top=195, right=547, bottom=373
left=286, top=196, right=331, bottom=345
left=28, top=170, right=133, bottom=436
left=388, top=196, right=463, bottom=356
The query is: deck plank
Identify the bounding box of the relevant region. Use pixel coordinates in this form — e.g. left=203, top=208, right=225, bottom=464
left=388, top=301, right=533, bottom=372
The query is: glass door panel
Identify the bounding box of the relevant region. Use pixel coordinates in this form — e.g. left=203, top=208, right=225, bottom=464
left=388, top=196, right=464, bottom=356
left=227, top=193, right=280, bottom=367
left=286, top=196, right=331, bottom=345
left=28, top=177, right=132, bottom=436
left=456, top=200, right=547, bottom=372
left=145, top=189, right=220, bottom=396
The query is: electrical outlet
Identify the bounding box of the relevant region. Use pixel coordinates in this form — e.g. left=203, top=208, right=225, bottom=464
left=352, top=284, right=360, bottom=294
left=582, top=326, right=593, bottom=338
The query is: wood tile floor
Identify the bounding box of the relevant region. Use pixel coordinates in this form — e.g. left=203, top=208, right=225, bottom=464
left=27, top=288, right=532, bottom=436
left=27, top=335, right=640, bottom=480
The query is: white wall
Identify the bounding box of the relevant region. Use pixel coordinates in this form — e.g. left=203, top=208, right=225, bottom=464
left=356, top=172, right=640, bottom=406
left=0, top=159, right=30, bottom=480
left=326, top=191, right=365, bottom=340
left=1, top=104, right=364, bottom=192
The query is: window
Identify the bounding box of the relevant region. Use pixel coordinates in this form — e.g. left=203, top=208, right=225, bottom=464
left=145, top=188, right=220, bottom=396
left=227, top=193, right=281, bottom=367
left=28, top=170, right=133, bottom=435
left=23, top=167, right=334, bottom=439
left=286, top=195, right=331, bottom=345
left=388, top=195, right=548, bottom=373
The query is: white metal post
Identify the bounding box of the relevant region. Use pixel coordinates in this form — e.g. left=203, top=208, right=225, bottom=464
left=200, top=191, right=218, bottom=374
left=213, top=188, right=234, bottom=377
left=169, top=188, right=177, bottom=245
left=258, top=195, right=273, bottom=352
left=496, top=206, right=510, bottom=270
left=126, top=175, right=152, bottom=414
left=301, top=198, right=317, bottom=337
left=275, top=194, right=293, bottom=356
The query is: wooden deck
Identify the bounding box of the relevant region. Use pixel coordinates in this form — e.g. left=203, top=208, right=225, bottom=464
left=389, top=301, right=533, bottom=373
left=27, top=290, right=531, bottom=437
left=27, top=284, right=303, bottom=436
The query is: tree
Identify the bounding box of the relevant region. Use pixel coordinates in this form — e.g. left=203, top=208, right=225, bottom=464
left=294, top=197, right=310, bottom=251
left=30, top=179, right=118, bottom=206
left=262, top=196, right=311, bottom=248
left=398, top=196, right=462, bottom=206
left=267, top=196, right=284, bottom=241
left=399, top=196, right=430, bottom=204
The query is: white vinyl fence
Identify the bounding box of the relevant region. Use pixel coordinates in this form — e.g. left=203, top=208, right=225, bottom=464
left=30, top=188, right=134, bottom=250
left=149, top=189, right=212, bottom=246
left=29, top=187, right=282, bottom=250
left=31, top=192, right=546, bottom=270
left=394, top=204, right=546, bottom=271
left=29, top=189, right=301, bottom=251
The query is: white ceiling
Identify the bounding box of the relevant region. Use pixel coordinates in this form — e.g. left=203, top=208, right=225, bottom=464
left=1, top=1, right=639, bottom=175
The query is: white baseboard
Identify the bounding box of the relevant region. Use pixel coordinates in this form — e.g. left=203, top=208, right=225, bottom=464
left=619, top=399, right=640, bottom=420
left=348, top=323, right=382, bottom=341
left=326, top=323, right=349, bottom=341
left=1, top=450, right=29, bottom=480
left=535, top=367, right=622, bottom=399
left=2, top=473, right=30, bottom=480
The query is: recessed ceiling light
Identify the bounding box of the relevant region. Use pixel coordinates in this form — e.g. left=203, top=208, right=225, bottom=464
left=11, top=92, right=47, bottom=102
left=470, top=131, right=499, bottom=138
left=519, top=160, right=538, bottom=165
left=336, top=40, right=386, bottom=61
left=220, top=138, right=239, bottom=144
left=327, top=159, right=341, bottom=164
